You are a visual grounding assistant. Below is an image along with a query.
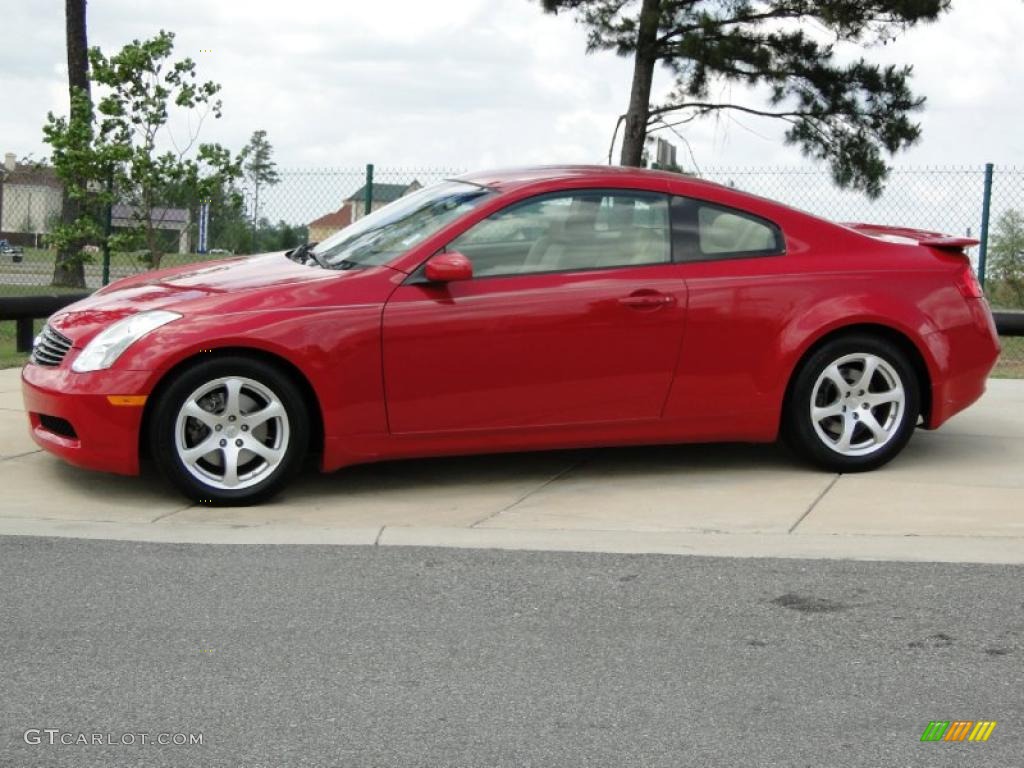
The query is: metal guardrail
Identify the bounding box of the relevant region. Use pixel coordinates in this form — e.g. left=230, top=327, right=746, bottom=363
left=0, top=294, right=89, bottom=352
left=994, top=310, right=1024, bottom=336
left=1, top=296, right=1023, bottom=357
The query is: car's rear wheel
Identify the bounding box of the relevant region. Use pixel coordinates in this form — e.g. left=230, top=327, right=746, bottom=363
left=150, top=357, right=309, bottom=505
left=784, top=334, right=920, bottom=472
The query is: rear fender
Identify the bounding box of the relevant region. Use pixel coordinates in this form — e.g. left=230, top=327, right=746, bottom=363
left=776, top=298, right=942, bottom=422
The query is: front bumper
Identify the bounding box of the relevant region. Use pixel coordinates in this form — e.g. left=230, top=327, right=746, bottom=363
left=21, top=363, right=153, bottom=475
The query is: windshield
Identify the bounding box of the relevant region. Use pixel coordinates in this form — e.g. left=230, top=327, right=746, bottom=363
left=312, top=181, right=495, bottom=268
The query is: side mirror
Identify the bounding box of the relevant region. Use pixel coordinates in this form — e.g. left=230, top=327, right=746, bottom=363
left=424, top=251, right=473, bottom=283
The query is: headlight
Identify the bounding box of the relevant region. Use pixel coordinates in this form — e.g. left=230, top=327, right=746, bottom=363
left=71, top=310, right=181, bottom=372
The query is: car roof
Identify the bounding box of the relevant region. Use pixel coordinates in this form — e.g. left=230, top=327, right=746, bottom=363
left=455, top=164, right=729, bottom=194
left=453, top=164, right=822, bottom=227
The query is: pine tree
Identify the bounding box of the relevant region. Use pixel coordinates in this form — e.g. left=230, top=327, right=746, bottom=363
left=241, top=130, right=280, bottom=240
left=540, top=0, right=951, bottom=196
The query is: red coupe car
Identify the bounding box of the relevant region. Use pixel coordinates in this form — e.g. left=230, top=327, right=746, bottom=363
left=22, top=166, right=1000, bottom=504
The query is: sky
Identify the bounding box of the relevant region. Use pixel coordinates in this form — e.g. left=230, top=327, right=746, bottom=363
left=2, top=0, right=1024, bottom=174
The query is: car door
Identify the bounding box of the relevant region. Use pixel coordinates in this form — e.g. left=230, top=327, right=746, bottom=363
left=662, top=194, right=790, bottom=425
left=381, top=189, right=688, bottom=434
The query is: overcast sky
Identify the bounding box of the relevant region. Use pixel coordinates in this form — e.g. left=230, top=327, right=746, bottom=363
left=3, top=0, right=1024, bottom=173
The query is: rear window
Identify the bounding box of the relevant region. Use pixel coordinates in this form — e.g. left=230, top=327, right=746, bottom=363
left=698, top=205, right=780, bottom=255
left=671, top=197, right=784, bottom=262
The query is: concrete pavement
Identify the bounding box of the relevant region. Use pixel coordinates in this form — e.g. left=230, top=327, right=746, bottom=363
left=1, top=367, right=1022, bottom=562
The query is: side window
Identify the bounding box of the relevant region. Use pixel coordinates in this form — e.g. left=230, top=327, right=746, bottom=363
left=456, top=196, right=569, bottom=247
left=671, top=197, right=783, bottom=261
left=449, top=191, right=670, bottom=277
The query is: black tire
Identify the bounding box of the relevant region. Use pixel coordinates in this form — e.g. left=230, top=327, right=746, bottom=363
left=149, top=356, right=309, bottom=505
left=783, top=334, right=920, bottom=473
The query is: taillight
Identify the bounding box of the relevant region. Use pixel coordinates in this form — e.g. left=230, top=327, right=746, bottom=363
left=955, top=265, right=984, bottom=299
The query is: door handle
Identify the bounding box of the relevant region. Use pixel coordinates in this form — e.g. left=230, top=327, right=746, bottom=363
left=618, top=292, right=676, bottom=309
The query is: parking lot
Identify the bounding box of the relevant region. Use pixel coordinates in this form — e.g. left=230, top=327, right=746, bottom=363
left=2, top=367, right=1022, bottom=564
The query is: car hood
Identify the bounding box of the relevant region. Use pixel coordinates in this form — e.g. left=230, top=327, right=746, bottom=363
left=49, top=252, right=340, bottom=344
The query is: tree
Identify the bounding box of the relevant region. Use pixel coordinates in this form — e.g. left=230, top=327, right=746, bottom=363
left=51, top=0, right=92, bottom=288
left=159, top=166, right=249, bottom=253
left=240, top=130, right=280, bottom=240
left=242, top=218, right=306, bottom=254
left=990, top=210, right=1024, bottom=308
left=540, top=0, right=951, bottom=196
left=44, top=31, right=241, bottom=271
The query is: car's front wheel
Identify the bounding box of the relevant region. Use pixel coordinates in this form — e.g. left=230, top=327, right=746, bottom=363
left=150, top=357, right=309, bottom=505
left=784, top=334, right=920, bottom=472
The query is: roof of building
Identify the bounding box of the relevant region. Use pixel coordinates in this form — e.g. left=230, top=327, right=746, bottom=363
left=1, top=162, right=62, bottom=189
left=309, top=204, right=353, bottom=230
left=345, top=181, right=420, bottom=203
left=111, top=204, right=189, bottom=227
left=455, top=165, right=728, bottom=194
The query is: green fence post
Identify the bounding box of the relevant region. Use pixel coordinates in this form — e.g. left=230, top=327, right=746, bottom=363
left=364, top=163, right=374, bottom=218
left=101, top=169, right=113, bottom=285
left=978, top=162, right=994, bottom=287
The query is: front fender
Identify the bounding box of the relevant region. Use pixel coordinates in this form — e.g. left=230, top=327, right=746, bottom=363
left=112, top=305, right=389, bottom=444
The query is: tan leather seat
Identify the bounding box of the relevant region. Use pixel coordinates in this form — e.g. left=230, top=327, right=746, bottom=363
left=517, top=198, right=669, bottom=273
left=701, top=210, right=774, bottom=253
left=521, top=198, right=602, bottom=273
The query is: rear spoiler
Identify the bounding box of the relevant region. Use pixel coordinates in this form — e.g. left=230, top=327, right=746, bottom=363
left=842, top=223, right=979, bottom=250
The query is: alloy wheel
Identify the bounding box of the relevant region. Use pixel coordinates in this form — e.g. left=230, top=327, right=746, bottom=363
left=809, top=353, right=906, bottom=457
left=173, top=376, right=290, bottom=490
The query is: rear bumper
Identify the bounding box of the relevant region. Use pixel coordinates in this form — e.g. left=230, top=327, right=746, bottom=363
left=21, top=364, right=152, bottom=475
left=925, top=300, right=1001, bottom=428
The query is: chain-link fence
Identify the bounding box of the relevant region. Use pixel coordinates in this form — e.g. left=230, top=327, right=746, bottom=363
left=702, top=165, right=1024, bottom=310
left=0, top=163, right=462, bottom=295
left=259, top=166, right=465, bottom=241
left=1, top=162, right=1021, bottom=373
left=706, top=166, right=991, bottom=249
left=700, top=165, right=1024, bottom=377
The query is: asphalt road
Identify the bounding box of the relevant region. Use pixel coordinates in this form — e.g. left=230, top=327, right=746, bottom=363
left=1, top=537, right=1021, bottom=768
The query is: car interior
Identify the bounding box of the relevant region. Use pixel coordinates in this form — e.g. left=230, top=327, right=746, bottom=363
left=445, top=191, right=782, bottom=276
left=669, top=198, right=782, bottom=261
left=450, top=192, right=671, bottom=277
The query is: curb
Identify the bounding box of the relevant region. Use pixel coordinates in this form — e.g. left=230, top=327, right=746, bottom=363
left=1, top=517, right=1023, bottom=564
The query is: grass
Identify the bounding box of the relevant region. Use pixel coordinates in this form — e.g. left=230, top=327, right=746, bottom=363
left=10, top=247, right=220, bottom=271
left=0, top=284, right=88, bottom=297
left=7, top=247, right=57, bottom=265
left=0, top=249, right=220, bottom=304
left=992, top=336, right=1024, bottom=379
left=0, top=319, right=43, bottom=369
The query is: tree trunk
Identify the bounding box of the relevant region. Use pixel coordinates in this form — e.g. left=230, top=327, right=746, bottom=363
left=52, top=0, right=90, bottom=289
left=251, top=182, right=260, bottom=251
left=619, top=0, right=661, bottom=167
left=146, top=224, right=163, bottom=270
left=141, top=190, right=163, bottom=270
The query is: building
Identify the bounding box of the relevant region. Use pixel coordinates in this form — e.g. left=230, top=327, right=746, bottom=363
left=308, top=204, right=353, bottom=243
left=347, top=181, right=421, bottom=221
left=307, top=180, right=421, bottom=242
left=0, top=153, right=63, bottom=247
left=111, top=204, right=191, bottom=254
left=1, top=152, right=193, bottom=253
